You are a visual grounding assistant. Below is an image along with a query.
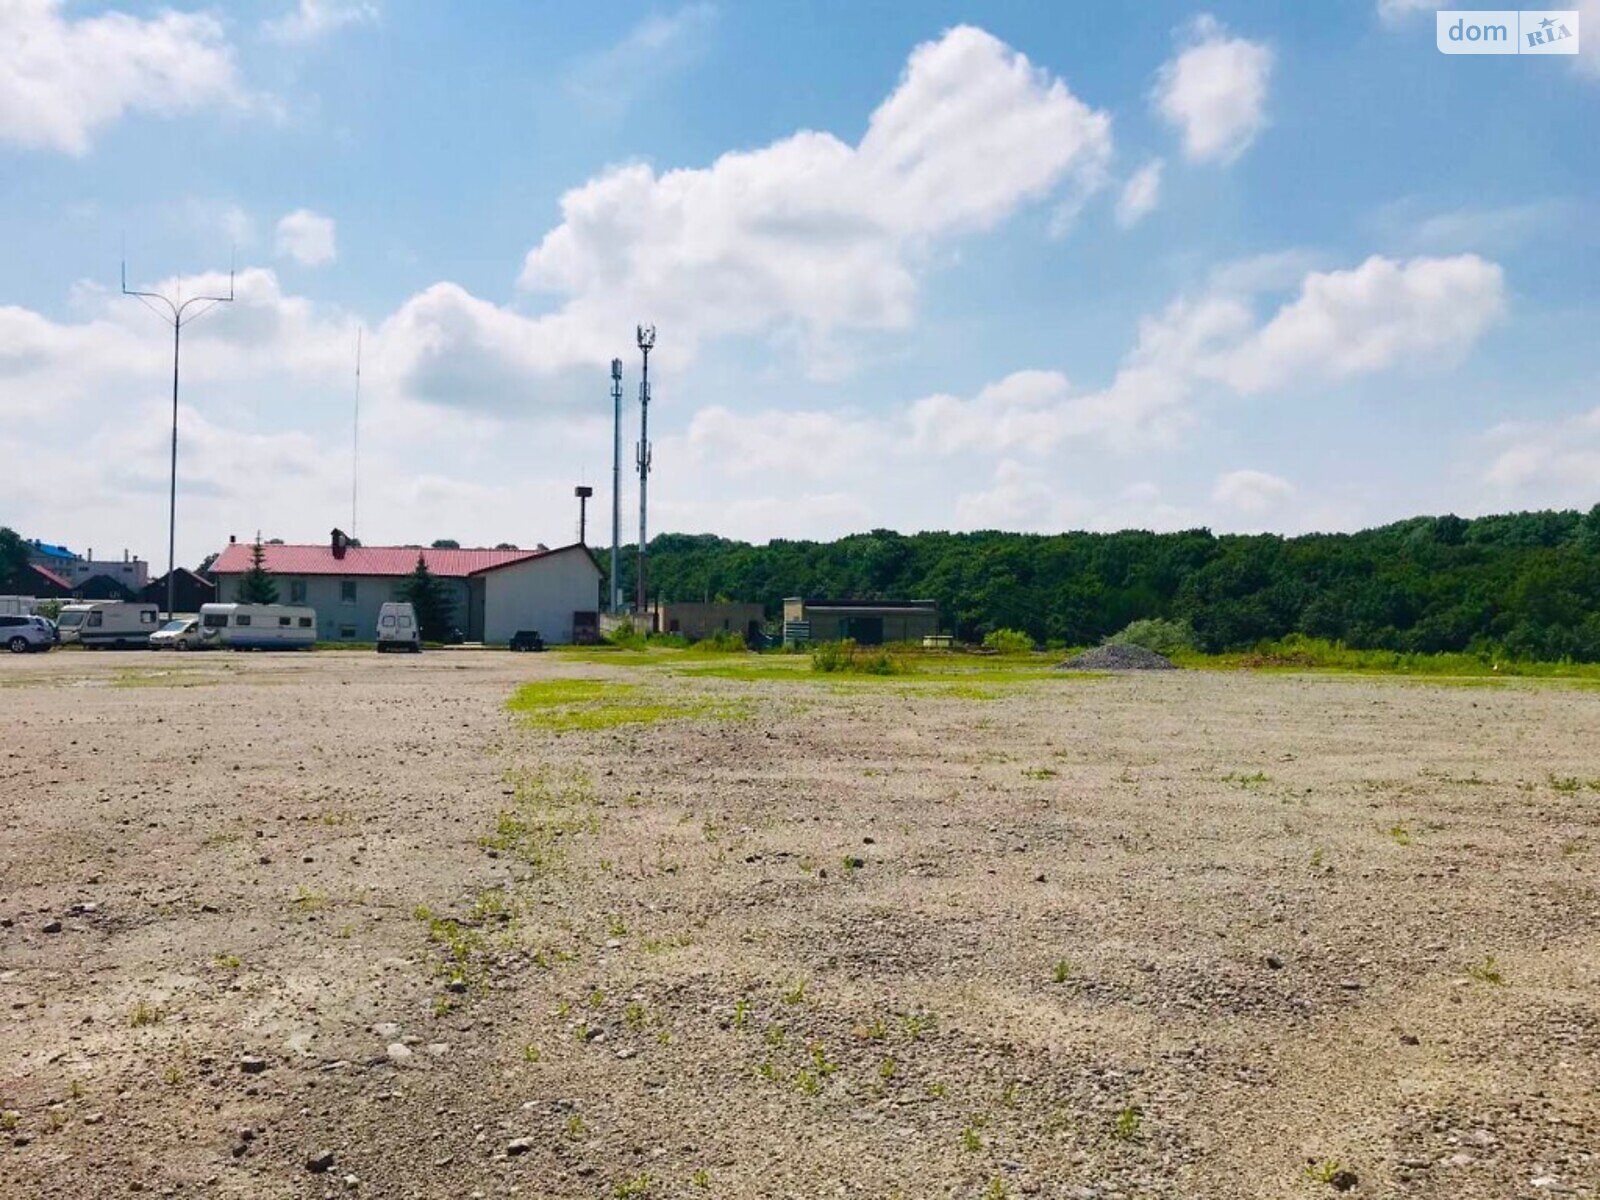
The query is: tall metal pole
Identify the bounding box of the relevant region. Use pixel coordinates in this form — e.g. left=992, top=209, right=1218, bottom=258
left=123, top=261, right=234, bottom=621
left=575, top=486, right=593, bottom=545
left=609, top=358, right=623, bottom=612
left=167, top=319, right=180, bottom=622
left=351, top=328, right=363, bottom=540
left=634, top=325, right=655, bottom=619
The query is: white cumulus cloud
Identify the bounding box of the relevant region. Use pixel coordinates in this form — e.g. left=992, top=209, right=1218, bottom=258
left=1115, top=159, right=1163, bottom=228
left=1153, top=15, right=1272, bottom=164
left=0, top=0, right=243, bottom=154
left=275, top=209, right=338, bottom=267
left=1212, top=468, right=1296, bottom=513
left=260, top=0, right=379, bottom=43
left=506, top=25, right=1113, bottom=379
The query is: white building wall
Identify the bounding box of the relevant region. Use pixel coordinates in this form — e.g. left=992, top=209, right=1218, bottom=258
left=481, top=549, right=601, bottom=644
left=216, top=573, right=470, bottom=642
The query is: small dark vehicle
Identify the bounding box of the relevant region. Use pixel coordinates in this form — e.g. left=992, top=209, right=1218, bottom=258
left=509, top=630, right=545, bottom=652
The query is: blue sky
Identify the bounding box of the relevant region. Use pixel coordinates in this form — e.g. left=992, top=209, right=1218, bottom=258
left=2, top=0, right=1596, bottom=566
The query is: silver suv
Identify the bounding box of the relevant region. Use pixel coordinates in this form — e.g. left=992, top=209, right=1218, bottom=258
left=1, top=614, right=57, bottom=653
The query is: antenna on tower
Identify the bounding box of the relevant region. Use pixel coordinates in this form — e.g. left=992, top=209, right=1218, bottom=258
left=635, top=325, right=656, bottom=620
left=351, top=327, right=363, bottom=539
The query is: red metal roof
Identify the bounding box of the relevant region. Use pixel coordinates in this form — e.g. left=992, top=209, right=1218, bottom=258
left=208, top=542, right=542, bottom=578
left=28, top=563, right=72, bottom=590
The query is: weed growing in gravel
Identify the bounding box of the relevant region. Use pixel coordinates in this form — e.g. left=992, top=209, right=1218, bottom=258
left=926, top=1081, right=948, bottom=1099
left=692, top=1168, right=711, bottom=1189
left=794, top=1069, right=821, bottom=1096
left=162, top=1065, right=183, bottom=1085
left=1466, top=955, right=1506, bottom=985
left=481, top=767, right=597, bottom=869
left=1023, top=767, right=1059, bottom=780
left=1223, top=771, right=1270, bottom=787
left=732, top=998, right=750, bottom=1029
left=566, top=1114, right=588, bottom=1139
left=1309, top=847, right=1326, bottom=869
left=213, top=953, right=241, bottom=970
left=129, top=1001, right=163, bottom=1027
left=0, top=1111, right=18, bottom=1131
left=1304, top=1160, right=1344, bottom=1184
left=985, top=1178, right=1010, bottom=1200
left=614, top=1174, right=652, bottom=1198
left=961, top=1123, right=983, bottom=1152
left=757, top=1058, right=780, bottom=1082
left=1548, top=774, right=1600, bottom=793
left=879, top=1056, right=897, bottom=1081
left=1052, top=958, right=1073, bottom=983
left=763, top=1024, right=786, bottom=1047
left=290, top=887, right=328, bottom=911
left=900, top=1012, right=933, bottom=1040
left=782, top=978, right=807, bottom=1005
left=861, top=1016, right=887, bottom=1040
left=1000, top=1081, right=1021, bottom=1108
left=522, top=1043, right=541, bottom=1062
left=1387, top=825, right=1413, bottom=846
left=1111, top=1106, right=1142, bottom=1142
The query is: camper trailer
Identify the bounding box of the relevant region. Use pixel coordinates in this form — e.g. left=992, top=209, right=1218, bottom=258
left=199, top=603, right=317, bottom=650
left=55, top=601, right=160, bottom=648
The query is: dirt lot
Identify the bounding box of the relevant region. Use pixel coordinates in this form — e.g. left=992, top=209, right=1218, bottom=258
left=2, top=648, right=1597, bottom=1200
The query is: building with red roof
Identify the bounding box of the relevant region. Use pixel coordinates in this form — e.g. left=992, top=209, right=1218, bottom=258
left=208, top=530, right=601, bottom=644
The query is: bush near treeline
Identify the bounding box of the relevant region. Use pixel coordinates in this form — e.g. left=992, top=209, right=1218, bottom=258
left=607, top=507, right=1600, bottom=661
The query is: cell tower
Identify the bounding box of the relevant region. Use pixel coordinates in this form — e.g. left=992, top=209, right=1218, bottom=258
left=635, top=325, right=655, bottom=618
left=609, top=358, right=623, bottom=612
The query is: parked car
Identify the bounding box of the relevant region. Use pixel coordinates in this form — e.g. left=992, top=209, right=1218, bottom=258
left=376, top=602, right=421, bottom=653
left=508, top=630, right=545, bottom=652
left=1, top=614, right=57, bottom=653
left=149, top=617, right=203, bottom=650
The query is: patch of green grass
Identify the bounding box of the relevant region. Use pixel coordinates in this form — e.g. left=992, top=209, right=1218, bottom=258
left=614, top=1174, right=653, bottom=1198
left=111, top=669, right=215, bottom=689
left=1387, top=824, right=1413, bottom=847
left=507, top=678, right=745, bottom=730
left=1174, top=635, right=1600, bottom=682
left=1023, top=767, right=1059, bottom=780
left=1548, top=774, right=1600, bottom=793
left=1222, top=771, right=1271, bottom=787
left=213, top=953, right=242, bottom=970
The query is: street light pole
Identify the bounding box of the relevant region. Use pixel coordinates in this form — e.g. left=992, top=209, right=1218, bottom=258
left=122, top=261, right=234, bottom=621
left=610, top=358, right=623, bottom=613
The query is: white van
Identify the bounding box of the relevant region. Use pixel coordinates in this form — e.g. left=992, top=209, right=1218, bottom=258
left=56, top=601, right=160, bottom=648
left=376, top=602, right=421, bottom=653
left=199, top=603, right=317, bottom=651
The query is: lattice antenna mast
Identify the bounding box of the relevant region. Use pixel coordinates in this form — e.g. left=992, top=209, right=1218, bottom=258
left=634, top=325, right=656, bottom=618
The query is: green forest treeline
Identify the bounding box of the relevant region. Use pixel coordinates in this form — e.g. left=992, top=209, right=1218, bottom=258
left=612, top=507, right=1600, bottom=660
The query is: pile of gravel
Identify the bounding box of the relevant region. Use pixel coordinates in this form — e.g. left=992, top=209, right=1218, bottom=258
left=1055, top=644, right=1178, bottom=671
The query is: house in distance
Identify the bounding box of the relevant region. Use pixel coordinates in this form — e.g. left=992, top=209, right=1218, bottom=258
left=207, top=530, right=601, bottom=644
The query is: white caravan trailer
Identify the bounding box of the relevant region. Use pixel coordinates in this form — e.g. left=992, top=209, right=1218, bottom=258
left=199, top=603, right=317, bottom=650
left=0, top=596, right=39, bottom=616
left=56, top=601, right=160, bottom=648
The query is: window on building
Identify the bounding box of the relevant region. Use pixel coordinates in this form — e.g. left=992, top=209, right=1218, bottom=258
left=339, top=625, right=356, bottom=639
left=290, top=579, right=307, bottom=603
left=340, top=580, right=357, bottom=603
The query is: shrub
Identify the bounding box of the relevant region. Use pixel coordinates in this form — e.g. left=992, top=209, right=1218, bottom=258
left=810, top=640, right=909, bottom=675
left=689, top=630, right=748, bottom=653
left=1105, top=617, right=1198, bottom=656
left=605, top=620, right=647, bottom=649
left=982, top=628, right=1034, bottom=654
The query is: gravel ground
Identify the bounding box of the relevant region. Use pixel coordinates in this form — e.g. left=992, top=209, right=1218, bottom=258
left=2, top=649, right=1598, bottom=1199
